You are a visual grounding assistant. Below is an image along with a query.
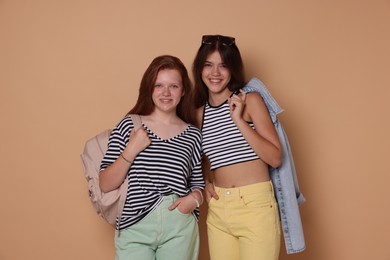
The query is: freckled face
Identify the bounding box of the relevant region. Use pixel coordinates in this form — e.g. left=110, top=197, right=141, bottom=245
left=201, top=51, right=231, bottom=96
left=152, top=69, right=184, bottom=114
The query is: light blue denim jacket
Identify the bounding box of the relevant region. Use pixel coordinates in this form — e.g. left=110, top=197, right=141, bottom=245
left=243, top=77, right=306, bottom=254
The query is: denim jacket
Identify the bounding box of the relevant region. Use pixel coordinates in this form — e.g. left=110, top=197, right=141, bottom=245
left=243, top=77, right=306, bottom=254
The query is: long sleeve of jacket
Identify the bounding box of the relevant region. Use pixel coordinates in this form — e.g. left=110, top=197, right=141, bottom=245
left=243, top=77, right=306, bottom=254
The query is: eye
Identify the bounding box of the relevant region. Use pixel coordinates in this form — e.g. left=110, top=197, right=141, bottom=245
left=170, top=84, right=179, bottom=88
left=203, top=62, right=212, bottom=67
left=155, top=84, right=162, bottom=88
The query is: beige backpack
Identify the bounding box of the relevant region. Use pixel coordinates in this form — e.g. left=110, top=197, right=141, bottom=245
left=80, top=114, right=141, bottom=225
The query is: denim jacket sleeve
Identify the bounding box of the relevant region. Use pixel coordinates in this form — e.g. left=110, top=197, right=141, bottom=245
left=243, top=77, right=306, bottom=254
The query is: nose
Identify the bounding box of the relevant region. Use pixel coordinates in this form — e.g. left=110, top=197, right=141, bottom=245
left=211, top=65, right=221, bottom=76
left=162, top=86, right=170, bottom=96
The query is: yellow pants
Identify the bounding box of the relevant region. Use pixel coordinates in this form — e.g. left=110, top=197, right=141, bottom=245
left=207, top=181, right=281, bottom=260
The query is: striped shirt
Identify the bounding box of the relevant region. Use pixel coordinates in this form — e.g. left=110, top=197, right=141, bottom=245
left=202, top=101, right=260, bottom=171
left=100, top=115, right=204, bottom=230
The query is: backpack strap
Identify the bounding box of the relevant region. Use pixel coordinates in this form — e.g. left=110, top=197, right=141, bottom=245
left=129, top=114, right=142, bottom=130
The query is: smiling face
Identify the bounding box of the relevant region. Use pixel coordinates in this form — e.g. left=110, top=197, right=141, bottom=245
left=201, top=50, right=232, bottom=99
left=152, top=69, right=184, bottom=114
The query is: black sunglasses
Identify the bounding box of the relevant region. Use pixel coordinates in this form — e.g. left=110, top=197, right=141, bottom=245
left=202, top=35, right=236, bottom=46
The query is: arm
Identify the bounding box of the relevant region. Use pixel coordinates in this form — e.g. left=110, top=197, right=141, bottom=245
left=99, top=127, right=151, bottom=193
left=202, top=155, right=219, bottom=202
left=168, top=130, right=206, bottom=213
left=195, top=106, right=219, bottom=201
left=229, top=91, right=282, bottom=168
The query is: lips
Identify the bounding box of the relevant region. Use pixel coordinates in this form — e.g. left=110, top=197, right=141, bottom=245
left=159, top=98, right=172, bottom=103
left=209, top=78, right=223, bottom=84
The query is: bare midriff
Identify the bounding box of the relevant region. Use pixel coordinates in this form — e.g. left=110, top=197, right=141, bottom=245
left=213, top=159, right=270, bottom=188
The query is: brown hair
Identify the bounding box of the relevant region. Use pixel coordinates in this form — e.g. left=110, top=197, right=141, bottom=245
left=128, top=55, right=196, bottom=125
left=192, top=35, right=245, bottom=108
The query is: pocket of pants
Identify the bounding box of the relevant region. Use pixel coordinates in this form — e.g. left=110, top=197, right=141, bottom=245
left=273, top=202, right=282, bottom=235
left=241, top=192, right=273, bottom=208
left=175, top=206, right=192, bottom=216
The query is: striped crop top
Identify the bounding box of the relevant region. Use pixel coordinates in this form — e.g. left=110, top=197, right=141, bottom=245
left=100, top=115, right=204, bottom=230
left=202, top=100, right=260, bottom=171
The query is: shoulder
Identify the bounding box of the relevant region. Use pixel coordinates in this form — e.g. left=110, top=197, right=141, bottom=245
left=245, top=92, right=267, bottom=110
left=244, top=92, right=270, bottom=120
left=112, top=115, right=134, bottom=136
left=188, top=124, right=202, bottom=136
left=187, top=124, right=202, bottom=142
left=116, top=115, right=132, bottom=128
left=245, top=91, right=264, bottom=102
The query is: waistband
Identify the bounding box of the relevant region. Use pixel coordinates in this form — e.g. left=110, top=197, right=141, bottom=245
left=214, top=181, right=274, bottom=198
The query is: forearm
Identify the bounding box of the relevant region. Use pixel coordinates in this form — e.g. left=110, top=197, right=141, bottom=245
left=200, top=155, right=219, bottom=201
left=99, top=153, right=134, bottom=193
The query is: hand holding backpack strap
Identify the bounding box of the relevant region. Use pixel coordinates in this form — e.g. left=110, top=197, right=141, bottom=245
left=80, top=113, right=143, bottom=227
left=115, top=114, right=142, bottom=227
left=120, top=114, right=142, bottom=164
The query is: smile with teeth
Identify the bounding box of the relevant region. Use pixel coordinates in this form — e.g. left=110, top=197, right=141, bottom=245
left=209, top=78, right=223, bottom=84
left=160, top=98, right=172, bottom=103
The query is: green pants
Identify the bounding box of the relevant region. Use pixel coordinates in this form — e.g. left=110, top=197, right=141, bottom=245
left=115, top=194, right=199, bottom=260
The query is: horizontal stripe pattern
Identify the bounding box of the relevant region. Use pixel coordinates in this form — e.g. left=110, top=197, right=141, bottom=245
left=202, top=101, right=259, bottom=170
left=100, top=115, right=204, bottom=230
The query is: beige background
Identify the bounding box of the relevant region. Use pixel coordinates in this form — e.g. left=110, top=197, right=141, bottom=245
left=1, top=1, right=389, bottom=260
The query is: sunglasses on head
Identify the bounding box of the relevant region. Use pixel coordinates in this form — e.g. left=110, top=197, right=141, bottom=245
left=202, top=35, right=236, bottom=46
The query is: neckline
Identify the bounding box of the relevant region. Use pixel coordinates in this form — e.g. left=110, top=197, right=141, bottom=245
left=207, top=99, right=229, bottom=108
left=207, top=90, right=236, bottom=108
left=143, top=123, right=191, bottom=142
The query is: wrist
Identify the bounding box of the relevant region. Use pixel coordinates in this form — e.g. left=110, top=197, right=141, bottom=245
left=205, top=179, right=213, bottom=184
left=191, top=189, right=204, bottom=205
left=205, top=181, right=214, bottom=188
left=189, top=193, right=200, bottom=208
left=121, top=150, right=136, bottom=163
left=120, top=154, right=132, bottom=164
